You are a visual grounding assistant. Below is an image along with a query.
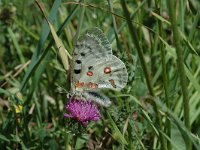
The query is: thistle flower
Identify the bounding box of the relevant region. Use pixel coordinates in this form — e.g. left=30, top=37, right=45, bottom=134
left=64, top=97, right=101, bottom=126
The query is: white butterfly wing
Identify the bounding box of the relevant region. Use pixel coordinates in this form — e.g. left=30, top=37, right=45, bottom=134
left=71, top=28, right=112, bottom=90
left=70, top=28, right=128, bottom=107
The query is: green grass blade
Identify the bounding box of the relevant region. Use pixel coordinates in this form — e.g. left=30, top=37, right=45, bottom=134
left=19, top=0, right=62, bottom=91
left=7, top=27, right=26, bottom=64
left=106, top=112, right=128, bottom=145
left=184, top=65, right=200, bottom=93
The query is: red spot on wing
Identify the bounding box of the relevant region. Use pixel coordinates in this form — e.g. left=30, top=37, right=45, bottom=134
left=91, top=83, right=98, bottom=89
left=75, top=81, right=98, bottom=90
left=104, top=67, right=111, bottom=74
left=75, top=81, right=84, bottom=88
left=87, top=82, right=98, bottom=89
left=87, top=71, right=93, bottom=76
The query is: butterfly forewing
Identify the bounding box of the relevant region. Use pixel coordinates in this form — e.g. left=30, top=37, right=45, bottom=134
left=74, top=28, right=112, bottom=56
left=71, top=28, right=112, bottom=89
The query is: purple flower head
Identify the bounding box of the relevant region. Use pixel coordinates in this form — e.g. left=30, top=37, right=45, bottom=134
left=64, top=97, right=101, bottom=126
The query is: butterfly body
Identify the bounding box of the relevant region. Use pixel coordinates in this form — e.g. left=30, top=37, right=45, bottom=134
left=70, top=28, right=128, bottom=107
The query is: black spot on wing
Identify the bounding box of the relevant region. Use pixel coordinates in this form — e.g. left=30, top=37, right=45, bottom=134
left=76, top=60, right=82, bottom=64
left=88, top=66, right=93, bottom=70
left=80, top=52, right=85, bottom=56
left=74, top=69, right=81, bottom=74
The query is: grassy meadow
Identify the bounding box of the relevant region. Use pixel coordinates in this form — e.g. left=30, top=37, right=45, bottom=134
left=0, top=0, right=200, bottom=149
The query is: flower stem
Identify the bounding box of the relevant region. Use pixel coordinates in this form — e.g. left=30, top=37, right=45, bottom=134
left=167, top=1, right=191, bottom=150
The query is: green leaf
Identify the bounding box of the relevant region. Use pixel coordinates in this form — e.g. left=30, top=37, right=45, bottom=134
left=0, top=134, right=10, bottom=142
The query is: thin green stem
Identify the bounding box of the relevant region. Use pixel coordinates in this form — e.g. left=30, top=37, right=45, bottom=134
left=73, top=0, right=85, bottom=45
left=120, top=1, right=167, bottom=150
left=110, top=0, right=146, bottom=42
left=167, top=1, right=191, bottom=150
left=159, top=20, right=172, bottom=150
left=154, top=1, right=171, bottom=149
left=107, top=0, right=121, bottom=51
left=120, top=0, right=154, bottom=96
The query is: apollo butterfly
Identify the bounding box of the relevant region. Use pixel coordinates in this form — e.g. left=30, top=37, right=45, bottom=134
left=70, top=28, right=128, bottom=107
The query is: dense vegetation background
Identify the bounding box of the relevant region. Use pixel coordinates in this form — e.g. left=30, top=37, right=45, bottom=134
left=0, top=0, right=200, bottom=149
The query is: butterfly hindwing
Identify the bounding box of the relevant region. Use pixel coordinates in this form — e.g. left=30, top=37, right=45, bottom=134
left=79, top=55, right=128, bottom=91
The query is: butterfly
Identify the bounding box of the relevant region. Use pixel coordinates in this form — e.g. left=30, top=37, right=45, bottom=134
left=70, top=27, right=128, bottom=107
